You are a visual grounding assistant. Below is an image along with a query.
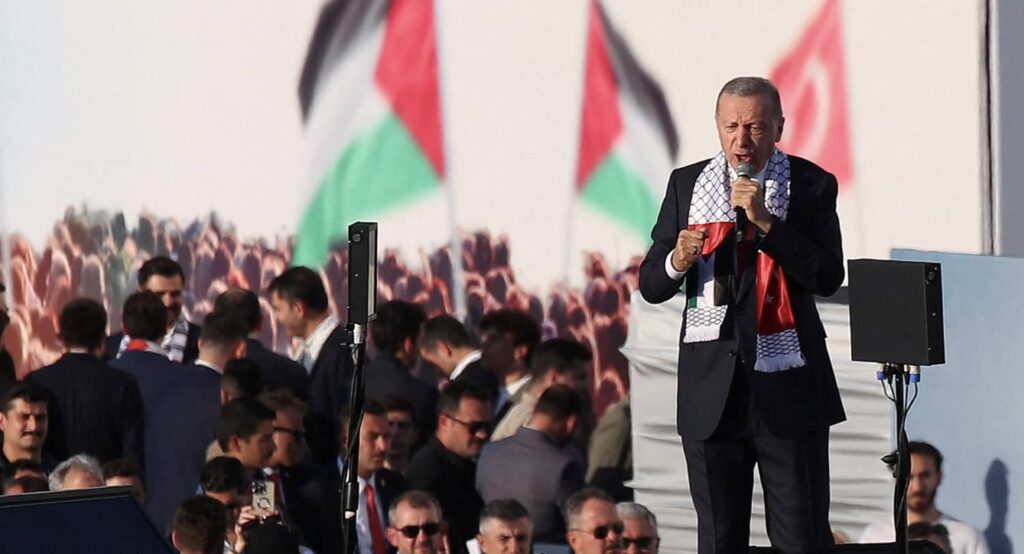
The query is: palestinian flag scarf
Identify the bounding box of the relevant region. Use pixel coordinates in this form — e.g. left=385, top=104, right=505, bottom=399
left=683, top=149, right=805, bottom=372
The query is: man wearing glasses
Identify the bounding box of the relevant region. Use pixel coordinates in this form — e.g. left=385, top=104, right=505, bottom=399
left=387, top=490, right=448, bottom=554
left=616, top=503, right=660, bottom=554
left=565, top=488, right=624, bottom=554
left=406, top=380, right=494, bottom=554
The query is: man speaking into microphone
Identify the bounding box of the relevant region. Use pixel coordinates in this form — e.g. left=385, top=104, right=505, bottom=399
left=639, top=76, right=845, bottom=553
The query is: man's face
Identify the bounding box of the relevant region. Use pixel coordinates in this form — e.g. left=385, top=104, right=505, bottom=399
left=269, top=408, right=306, bottom=468
left=387, top=410, right=416, bottom=464
left=621, top=517, right=659, bottom=554
left=908, top=453, right=942, bottom=513
left=439, top=398, right=492, bottom=459
left=567, top=499, right=623, bottom=554
left=234, top=420, right=276, bottom=471
left=141, top=274, right=185, bottom=327
left=0, top=399, right=48, bottom=454
left=269, top=291, right=304, bottom=339
left=386, top=502, right=445, bottom=554
left=480, top=330, right=515, bottom=375
left=478, top=517, right=532, bottom=554
left=715, top=92, right=784, bottom=173
left=358, top=412, right=390, bottom=477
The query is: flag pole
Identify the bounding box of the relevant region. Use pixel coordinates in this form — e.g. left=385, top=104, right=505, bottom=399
left=433, top=0, right=466, bottom=320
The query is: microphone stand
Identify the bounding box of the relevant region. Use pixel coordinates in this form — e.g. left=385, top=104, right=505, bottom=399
left=340, top=322, right=366, bottom=554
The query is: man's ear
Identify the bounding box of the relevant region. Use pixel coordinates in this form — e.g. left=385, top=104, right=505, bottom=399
left=233, top=340, right=247, bottom=360
left=513, top=344, right=529, bottom=364
left=386, top=527, right=399, bottom=548
left=171, top=530, right=181, bottom=549
left=0, top=412, right=7, bottom=433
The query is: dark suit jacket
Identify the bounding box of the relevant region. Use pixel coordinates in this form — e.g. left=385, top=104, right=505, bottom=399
left=364, top=354, right=439, bottom=443
left=280, top=462, right=343, bottom=554
left=476, top=427, right=585, bottom=544
left=639, top=156, right=846, bottom=441
left=111, top=351, right=220, bottom=531
left=27, top=352, right=144, bottom=467
left=405, top=437, right=481, bottom=554
left=330, top=461, right=409, bottom=554
left=306, top=324, right=354, bottom=465
left=245, top=338, right=310, bottom=399
left=455, top=359, right=499, bottom=402
left=105, top=322, right=202, bottom=365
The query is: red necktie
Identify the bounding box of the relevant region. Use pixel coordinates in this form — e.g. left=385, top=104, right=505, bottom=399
left=365, top=483, right=388, bottom=554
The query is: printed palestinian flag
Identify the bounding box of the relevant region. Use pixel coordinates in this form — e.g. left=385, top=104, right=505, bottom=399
left=574, top=0, right=678, bottom=242
left=295, top=0, right=445, bottom=267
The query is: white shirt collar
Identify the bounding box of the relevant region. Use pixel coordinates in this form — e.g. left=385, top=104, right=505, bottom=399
left=300, top=314, right=339, bottom=368
left=505, top=374, right=531, bottom=397
left=195, top=359, right=224, bottom=375
left=449, top=350, right=481, bottom=381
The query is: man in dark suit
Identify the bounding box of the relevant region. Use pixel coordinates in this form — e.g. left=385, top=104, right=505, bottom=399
left=27, top=298, right=144, bottom=467
left=337, top=399, right=408, bottom=554
left=106, top=256, right=201, bottom=364
left=638, top=76, right=845, bottom=553
left=476, top=385, right=586, bottom=544
left=268, top=267, right=351, bottom=465
left=478, top=310, right=540, bottom=420
left=110, top=291, right=221, bottom=532
left=419, top=314, right=499, bottom=400
left=191, top=309, right=248, bottom=377
left=214, top=288, right=309, bottom=399
left=405, top=380, right=492, bottom=554
left=365, top=300, right=438, bottom=443
left=260, top=389, right=342, bottom=554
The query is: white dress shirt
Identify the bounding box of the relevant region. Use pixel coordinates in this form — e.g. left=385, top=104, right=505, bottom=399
left=449, top=350, right=481, bottom=381
left=297, top=314, right=339, bottom=374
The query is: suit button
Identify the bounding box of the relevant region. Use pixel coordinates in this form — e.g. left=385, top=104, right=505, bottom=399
left=729, top=350, right=737, bottom=357
left=737, top=309, right=745, bottom=316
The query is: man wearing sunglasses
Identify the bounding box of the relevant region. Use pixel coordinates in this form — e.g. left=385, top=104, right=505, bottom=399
left=387, top=490, right=448, bottom=554
left=406, top=380, right=493, bottom=554
left=565, top=488, right=624, bottom=554
left=615, top=503, right=659, bottom=554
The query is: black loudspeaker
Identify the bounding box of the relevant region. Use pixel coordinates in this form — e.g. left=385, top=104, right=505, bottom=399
left=348, top=222, right=378, bottom=325
left=848, top=259, right=945, bottom=366
left=750, top=542, right=946, bottom=552
left=0, top=486, right=172, bottom=552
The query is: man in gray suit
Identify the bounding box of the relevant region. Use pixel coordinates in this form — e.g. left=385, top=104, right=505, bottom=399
left=476, top=385, right=586, bottom=544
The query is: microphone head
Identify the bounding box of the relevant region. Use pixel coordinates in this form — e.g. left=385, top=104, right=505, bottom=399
left=736, top=161, right=755, bottom=178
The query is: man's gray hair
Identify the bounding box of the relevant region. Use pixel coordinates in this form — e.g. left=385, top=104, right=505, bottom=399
left=388, top=490, right=443, bottom=527
left=716, top=76, right=783, bottom=121
left=563, top=487, right=614, bottom=530
left=616, top=502, right=658, bottom=531
left=48, top=453, right=104, bottom=491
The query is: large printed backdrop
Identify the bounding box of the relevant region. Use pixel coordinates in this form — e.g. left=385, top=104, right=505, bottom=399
left=0, top=0, right=989, bottom=418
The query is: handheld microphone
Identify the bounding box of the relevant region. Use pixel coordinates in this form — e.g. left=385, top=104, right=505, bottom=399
left=734, top=161, right=755, bottom=241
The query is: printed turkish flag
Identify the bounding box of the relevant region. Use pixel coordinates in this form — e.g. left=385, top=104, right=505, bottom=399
left=771, top=0, right=854, bottom=188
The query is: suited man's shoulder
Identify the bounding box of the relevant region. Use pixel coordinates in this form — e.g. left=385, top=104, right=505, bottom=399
left=374, top=467, right=409, bottom=491
left=786, top=155, right=838, bottom=193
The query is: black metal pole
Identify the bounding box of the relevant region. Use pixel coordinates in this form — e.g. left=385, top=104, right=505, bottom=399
left=891, top=364, right=910, bottom=554
left=341, top=323, right=366, bottom=554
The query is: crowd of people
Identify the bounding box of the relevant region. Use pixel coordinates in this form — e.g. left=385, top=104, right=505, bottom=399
left=0, top=251, right=644, bottom=553
left=0, top=208, right=634, bottom=418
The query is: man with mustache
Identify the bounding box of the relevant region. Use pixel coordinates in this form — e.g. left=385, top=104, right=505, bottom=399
left=0, top=382, right=53, bottom=471
left=858, top=441, right=988, bottom=553
left=107, top=256, right=202, bottom=365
